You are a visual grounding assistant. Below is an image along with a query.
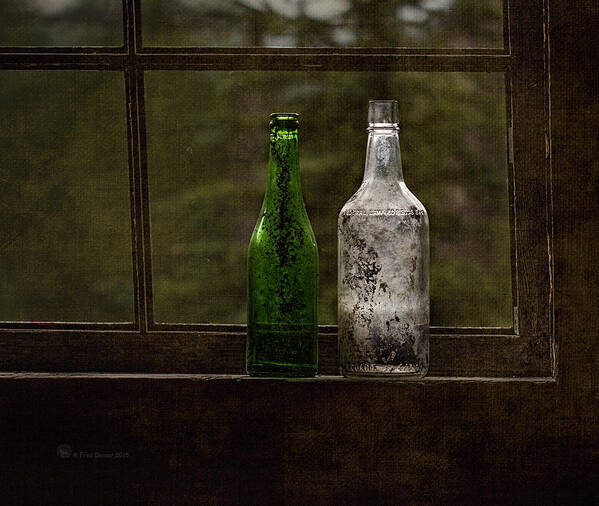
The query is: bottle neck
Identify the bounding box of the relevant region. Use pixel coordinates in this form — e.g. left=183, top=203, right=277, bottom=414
left=363, top=127, right=404, bottom=184
left=265, top=127, right=303, bottom=208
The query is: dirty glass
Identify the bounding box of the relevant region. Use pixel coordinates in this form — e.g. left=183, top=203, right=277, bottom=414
left=0, top=70, right=133, bottom=322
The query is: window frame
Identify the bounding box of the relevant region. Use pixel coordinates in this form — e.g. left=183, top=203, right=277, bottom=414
left=0, top=0, right=554, bottom=377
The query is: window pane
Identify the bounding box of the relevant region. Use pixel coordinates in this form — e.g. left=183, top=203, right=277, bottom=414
left=0, top=71, right=133, bottom=322
left=0, top=0, right=122, bottom=46
left=146, top=70, right=511, bottom=327
left=142, top=0, right=503, bottom=48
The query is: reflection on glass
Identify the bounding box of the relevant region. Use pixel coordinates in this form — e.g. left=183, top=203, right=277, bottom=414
left=145, top=70, right=511, bottom=326
left=0, top=71, right=133, bottom=322
left=142, top=0, right=503, bottom=48
left=0, top=0, right=122, bottom=46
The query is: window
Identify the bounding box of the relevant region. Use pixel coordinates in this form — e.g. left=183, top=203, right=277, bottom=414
left=0, top=0, right=553, bottom=377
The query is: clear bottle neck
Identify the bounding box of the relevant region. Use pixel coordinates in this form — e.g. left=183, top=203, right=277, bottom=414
left=363, top=101, right=404, bottom=184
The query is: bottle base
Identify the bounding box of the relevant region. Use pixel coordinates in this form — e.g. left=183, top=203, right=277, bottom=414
left=342, top=364, right=427, bottom=379
left=247, top=362, right=317, bottom=378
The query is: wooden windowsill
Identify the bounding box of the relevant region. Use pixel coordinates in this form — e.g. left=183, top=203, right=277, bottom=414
left=0, top=372, right=556, bottom=384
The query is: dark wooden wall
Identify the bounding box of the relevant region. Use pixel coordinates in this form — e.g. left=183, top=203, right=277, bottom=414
left=1, top=0, right=597, bottom=503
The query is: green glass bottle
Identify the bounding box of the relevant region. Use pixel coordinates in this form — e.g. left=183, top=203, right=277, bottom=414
left=247, top=113, right=318, bottom=377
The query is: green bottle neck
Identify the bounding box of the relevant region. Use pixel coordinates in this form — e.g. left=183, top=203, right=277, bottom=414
left=264, top=119, right=304, bottom=209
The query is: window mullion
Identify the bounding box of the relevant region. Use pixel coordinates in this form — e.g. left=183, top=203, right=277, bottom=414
left=126, top=0, right=154, bottom=332
left=137, top=53, right=511, bottom=73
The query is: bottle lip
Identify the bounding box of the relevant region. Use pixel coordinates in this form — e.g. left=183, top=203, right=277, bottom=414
left=270, top=113, right=299, bottom=120
left=368, top=123, right=400, bottom=130
left=368, top=100, right=399, bottom=129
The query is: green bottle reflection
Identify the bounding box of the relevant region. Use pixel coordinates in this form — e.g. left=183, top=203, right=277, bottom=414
left=247, top=113, right=318, bottom=377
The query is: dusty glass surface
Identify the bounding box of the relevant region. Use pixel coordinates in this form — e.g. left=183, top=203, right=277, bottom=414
left=0, top=70, right=133, bottom=322
left=247, top=114, right=318, bottom=377
left=0, top=0, right=123, bottom=47
left=142, top=0, right=504, bottom=48
left=339, top=101, right=429, bottom=377
left=145, top=70, right=511, bottom=326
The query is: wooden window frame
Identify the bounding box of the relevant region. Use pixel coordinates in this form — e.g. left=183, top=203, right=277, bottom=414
left=0, top=0, right=553, bottom=378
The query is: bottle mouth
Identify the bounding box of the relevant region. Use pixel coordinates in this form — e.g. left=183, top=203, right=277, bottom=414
left=270, top=113, right=299, bottom=132
left=368, top=100, right=399, bottom=129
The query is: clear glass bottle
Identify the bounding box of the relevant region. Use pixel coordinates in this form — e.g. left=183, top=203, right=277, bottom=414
left=247, top=113, right=318, bottom=377
left=338, top=100, right=429, bottom=377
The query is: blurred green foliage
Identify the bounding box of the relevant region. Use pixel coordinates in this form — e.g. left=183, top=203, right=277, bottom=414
left=0, top=0, right=511, bottom=327
left=141, top=0, right=503, bottom=48
left=146, top=70, right=511, bottom=326
left=0, top=0, right=122, bottom=46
